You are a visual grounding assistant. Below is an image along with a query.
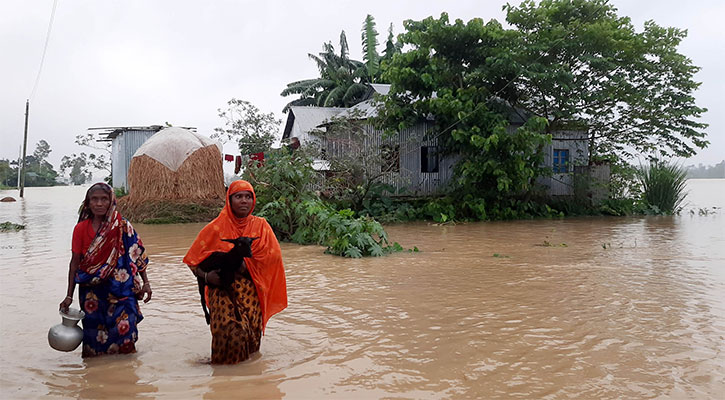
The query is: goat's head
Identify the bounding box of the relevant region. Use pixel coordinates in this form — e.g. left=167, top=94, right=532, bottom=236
left=221, top=236, right=259, bottom=257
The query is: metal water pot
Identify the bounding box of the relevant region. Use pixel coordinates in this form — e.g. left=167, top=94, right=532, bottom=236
left=48, top=308, right=85, bottom=352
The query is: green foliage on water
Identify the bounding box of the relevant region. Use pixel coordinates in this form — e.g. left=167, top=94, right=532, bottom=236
left=0, top=221, right=25, bottom=232
left=690, top=207, right=719, bottom=216
left=636, top=160, right=688, bottom=214
left=537, top=240, right=567, bottom=247
left=244, top=150, right=404, bottom=258
left=355, top=194, right=566, bottom=223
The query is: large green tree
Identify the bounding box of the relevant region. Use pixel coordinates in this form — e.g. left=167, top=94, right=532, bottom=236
left=378, top=13, right=551, bottom=203
left=504, top=0, right=708, bottom=160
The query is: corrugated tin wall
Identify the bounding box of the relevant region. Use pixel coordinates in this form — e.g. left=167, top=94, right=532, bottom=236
left=320, top=122, right=589, bottom=198
left=388, top=121, right=457, bottom=196
left=322, top=121, right=456, bottom=196
left=111, top=129, right=158, bottom=191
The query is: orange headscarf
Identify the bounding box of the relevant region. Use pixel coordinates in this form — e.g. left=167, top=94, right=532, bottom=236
left=183, top=180, right=287, bottom=331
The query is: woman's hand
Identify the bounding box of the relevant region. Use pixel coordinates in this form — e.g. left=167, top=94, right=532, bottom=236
left=139, top=282, right=153, bottom=303
left=59, top=296, right=72, bottom=312
left=205, top=270, right=222, bottom=287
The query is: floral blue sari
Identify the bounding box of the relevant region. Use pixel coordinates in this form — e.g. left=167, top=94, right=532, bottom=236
left=75, top=205, right=149, bottom=356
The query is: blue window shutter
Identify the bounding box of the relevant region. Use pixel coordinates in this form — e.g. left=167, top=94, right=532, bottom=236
left=552, top=149, right=569, bottom=173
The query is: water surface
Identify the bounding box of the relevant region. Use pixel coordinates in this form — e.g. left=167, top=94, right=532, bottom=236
left=1, top=180, right=723, bottom=399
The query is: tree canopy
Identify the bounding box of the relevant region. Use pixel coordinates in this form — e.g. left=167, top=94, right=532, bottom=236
left=59, top=152, right=95, bottom=185
left=378, top=13, right=551, bottom=203
left=504, top=0, right=708, bottom=160
left=376, top=0, right=708, bottom=210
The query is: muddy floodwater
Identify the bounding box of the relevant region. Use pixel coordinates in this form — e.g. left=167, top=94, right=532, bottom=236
left=1, top=180, right=724, bottom=399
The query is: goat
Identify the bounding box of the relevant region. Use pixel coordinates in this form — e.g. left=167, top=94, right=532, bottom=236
left=196, top=236, right=258, bottom=324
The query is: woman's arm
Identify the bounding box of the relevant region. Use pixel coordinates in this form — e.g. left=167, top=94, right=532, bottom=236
left=138, top=269, right=153, bottom=303
left=59, top=253, right=81, bottom=311
left=189, top=264, right=222, bottom=286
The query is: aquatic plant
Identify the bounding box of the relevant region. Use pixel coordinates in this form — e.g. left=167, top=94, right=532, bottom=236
left=0, top=221, right=25, bottom=232
left=537, top=240, right=567, bottom=247
left=690, top=207, right=719, bottom=216
left=636, top=159, right=688, bottom=214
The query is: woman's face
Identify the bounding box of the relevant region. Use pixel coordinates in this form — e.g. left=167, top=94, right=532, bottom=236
left=230, top=190, right=253, bottom=218
left=88, top=189, right=111, bottom=217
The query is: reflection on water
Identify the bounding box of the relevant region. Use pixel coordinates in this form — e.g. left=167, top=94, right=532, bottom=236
left=1, top=181, right=724, bottom=399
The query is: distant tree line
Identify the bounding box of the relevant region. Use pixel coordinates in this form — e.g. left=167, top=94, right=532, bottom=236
left=686, top=161, right=725, bottom=179
left=0, top=134, right=112, bottom=188
left=0, top=140, right=59, bottom=187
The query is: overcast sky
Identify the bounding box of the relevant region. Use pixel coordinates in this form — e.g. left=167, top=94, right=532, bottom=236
left=2, top=0, right=723, bottom=176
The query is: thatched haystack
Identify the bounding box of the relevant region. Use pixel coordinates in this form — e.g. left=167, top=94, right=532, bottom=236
left=118, top=127, right=226, bottom=223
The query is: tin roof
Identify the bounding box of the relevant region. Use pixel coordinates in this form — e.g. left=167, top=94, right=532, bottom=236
left=282, top=107, right=346, bottom=140
left=90, top=125, right=196, bottom=141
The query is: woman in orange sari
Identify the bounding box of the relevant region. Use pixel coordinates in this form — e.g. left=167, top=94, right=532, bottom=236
left=183, top=180, right=287, bottom=364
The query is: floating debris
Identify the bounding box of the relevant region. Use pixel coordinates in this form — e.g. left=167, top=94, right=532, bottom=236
left=0, top=222, right=25, bottom=232
left=537, top=240, right=568, bottom=247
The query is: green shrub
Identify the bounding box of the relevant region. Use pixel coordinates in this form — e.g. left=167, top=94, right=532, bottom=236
left=114, top=187, right=128, bottom=198
left=636, top=160, right=688, bottom=214
left=246, top=150, right=403, bottom=258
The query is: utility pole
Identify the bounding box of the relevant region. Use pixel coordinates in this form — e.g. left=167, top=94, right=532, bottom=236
left=16, top=146, right=21, bottom=189
left=20, top=100, right=29, bottom=198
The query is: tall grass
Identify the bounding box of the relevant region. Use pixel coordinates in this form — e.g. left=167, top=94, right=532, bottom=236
left=636, top=159, right=688, bottom=214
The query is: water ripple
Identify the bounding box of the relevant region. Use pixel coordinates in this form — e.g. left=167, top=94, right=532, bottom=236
left=1, top=184, right=724, bottom=398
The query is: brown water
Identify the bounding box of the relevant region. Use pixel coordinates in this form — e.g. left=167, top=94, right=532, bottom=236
left=1, top=180, right=724, bottom=399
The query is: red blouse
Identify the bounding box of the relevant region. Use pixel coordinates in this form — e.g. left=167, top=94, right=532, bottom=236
left=71, top=219, right=96, bottom=255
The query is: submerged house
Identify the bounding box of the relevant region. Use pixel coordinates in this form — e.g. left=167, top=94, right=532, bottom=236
left=282, top=84, right=591, bottom=197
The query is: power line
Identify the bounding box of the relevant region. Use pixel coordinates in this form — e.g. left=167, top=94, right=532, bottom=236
left=30, top=0, right=59, bottom=100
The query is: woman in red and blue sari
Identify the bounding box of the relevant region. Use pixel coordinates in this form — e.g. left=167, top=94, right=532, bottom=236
left=59, top=182, right=152, bottom=357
